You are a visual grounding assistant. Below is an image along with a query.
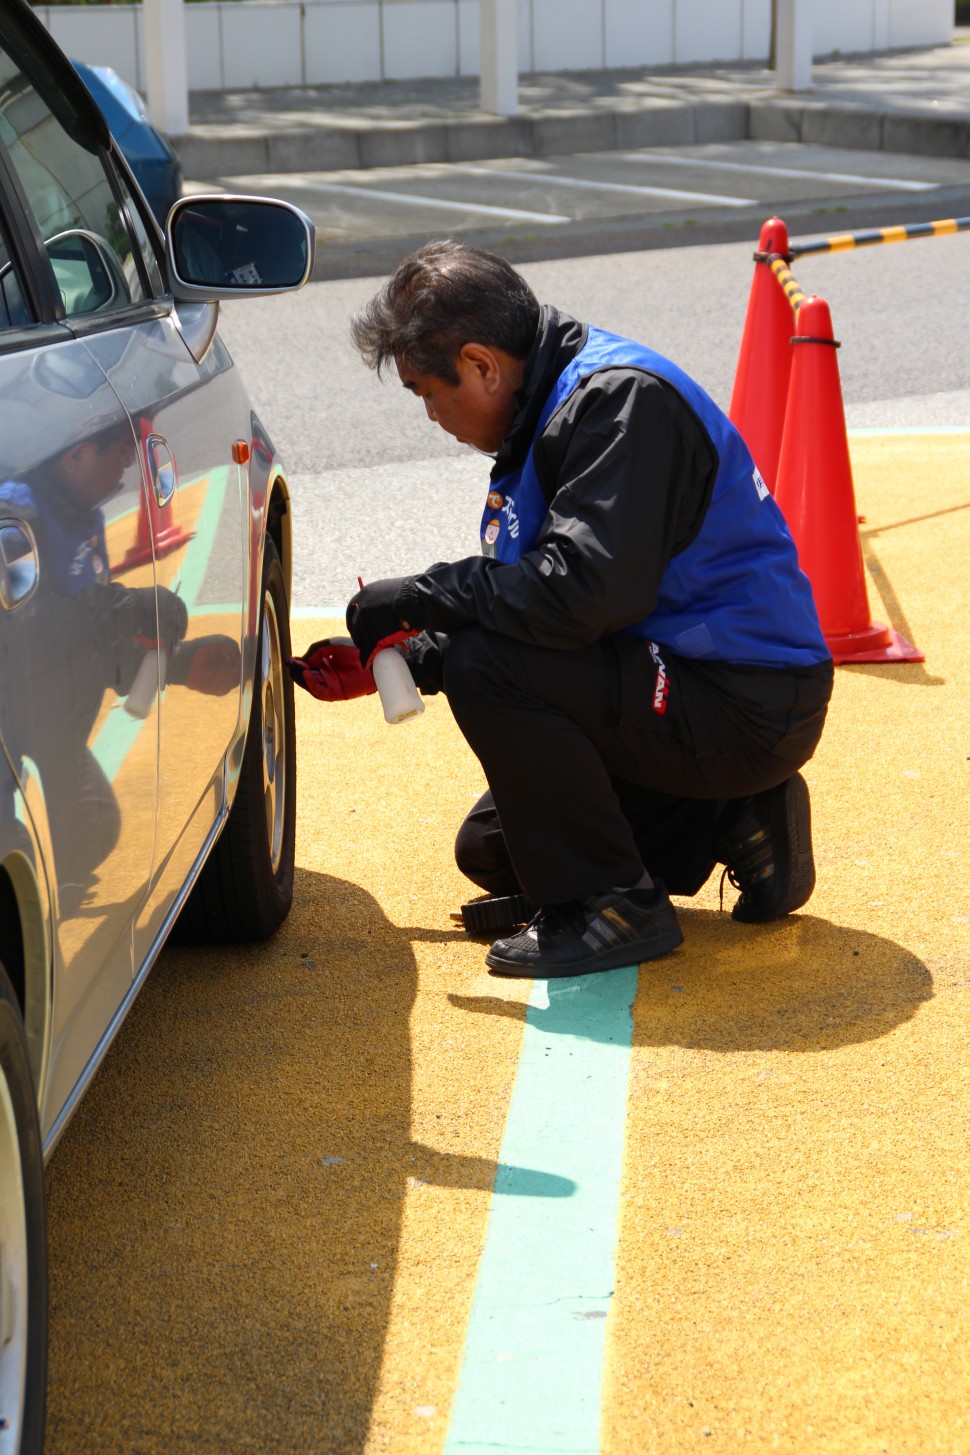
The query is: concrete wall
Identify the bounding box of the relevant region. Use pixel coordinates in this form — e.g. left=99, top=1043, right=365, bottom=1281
left=35, top=0, right=954, bottom=95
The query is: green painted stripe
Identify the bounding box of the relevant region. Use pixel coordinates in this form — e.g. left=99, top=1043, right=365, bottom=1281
left=92, top=468, right=230, bottom=782
left=192, top=603, right=242, bottom=618
left=170, top=466, right=231, bottom=609
left=445, top=966, right=638, bottom=1455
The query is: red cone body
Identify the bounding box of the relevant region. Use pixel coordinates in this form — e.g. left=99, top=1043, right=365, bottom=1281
left=119, top=418, right=194, bottom=571
left=729, top=216, right=794, bottom=495
left=774, top=295, right=923, bottom=664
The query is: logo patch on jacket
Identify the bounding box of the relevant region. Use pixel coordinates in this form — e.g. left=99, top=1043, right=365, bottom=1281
left=649, top=641, right=669, bottom=715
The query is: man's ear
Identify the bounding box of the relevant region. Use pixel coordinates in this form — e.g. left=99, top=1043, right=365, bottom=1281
left=457, top=342, right=502, bottom=390
left=57, top=441, right=92, bottom=480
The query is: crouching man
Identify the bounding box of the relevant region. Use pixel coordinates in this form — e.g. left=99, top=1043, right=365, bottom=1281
left=294, top=241, right=833, bottom=979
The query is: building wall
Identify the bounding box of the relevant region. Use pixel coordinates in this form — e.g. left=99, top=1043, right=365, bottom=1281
left=34, top=0, right=954, bottom=95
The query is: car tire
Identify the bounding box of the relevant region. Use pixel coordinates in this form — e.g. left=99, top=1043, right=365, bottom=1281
left=175, top=536, right=296, bottom=944
left=0, top=960, right=48, bottom=1455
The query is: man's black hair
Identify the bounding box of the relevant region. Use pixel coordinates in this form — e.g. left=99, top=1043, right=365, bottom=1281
left=350, top=239, right=540, bottom=384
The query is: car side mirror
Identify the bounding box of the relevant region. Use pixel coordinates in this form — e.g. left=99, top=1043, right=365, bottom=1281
left=166, top=195, right=315, bottom=302
left=46, top=228, right=131, bottom=314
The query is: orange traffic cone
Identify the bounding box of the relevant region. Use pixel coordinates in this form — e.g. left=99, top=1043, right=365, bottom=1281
left=119, top=419, right=194, bottom=572
left=729, top=216, right=795, bottom=495
left=773, top=295, right=923, bottom=664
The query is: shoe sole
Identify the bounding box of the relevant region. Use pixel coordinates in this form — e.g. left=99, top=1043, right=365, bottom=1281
left=732, top=772, right=815, bottom=923
left=485, top=923, right=684, bottom=978
left=461, top=893, right=534, bottom=936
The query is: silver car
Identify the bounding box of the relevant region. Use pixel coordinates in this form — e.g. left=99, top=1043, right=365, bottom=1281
left=0, top=4, right=314, bottom=1451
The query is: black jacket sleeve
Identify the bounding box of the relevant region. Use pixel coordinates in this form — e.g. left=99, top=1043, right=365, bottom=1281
left=398, top=369, right=718, bottom=649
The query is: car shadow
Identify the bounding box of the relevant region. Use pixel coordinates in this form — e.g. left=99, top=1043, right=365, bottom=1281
left=43, top=868, right=565, bottom=1455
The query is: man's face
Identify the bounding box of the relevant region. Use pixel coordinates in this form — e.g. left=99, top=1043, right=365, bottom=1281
left=397, top=343, right=523, bottom=455
left=58, top=431, right=137, bottom=507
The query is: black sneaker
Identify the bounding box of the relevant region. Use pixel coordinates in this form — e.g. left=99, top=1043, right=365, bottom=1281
left=485, top=883, right=683, bottom=978
left=716, top=772, right=815, bottom=923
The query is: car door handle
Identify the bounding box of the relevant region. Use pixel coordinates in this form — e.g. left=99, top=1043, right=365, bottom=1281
left=145, top=433, right=177, bottom=509
left=0, top=519, right=38, bottom=609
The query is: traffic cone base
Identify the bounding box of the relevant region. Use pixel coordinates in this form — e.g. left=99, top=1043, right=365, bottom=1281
left=119, top=524, right=194, bottom=571
left=153, top=523, right=195, bottom=560
left=828, top=622, right=924, bottom=665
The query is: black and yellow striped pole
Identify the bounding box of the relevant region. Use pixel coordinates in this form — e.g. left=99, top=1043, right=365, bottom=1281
left=791, top=215, right=970, bottom=258
left=767, top=254, right=807, bottom=313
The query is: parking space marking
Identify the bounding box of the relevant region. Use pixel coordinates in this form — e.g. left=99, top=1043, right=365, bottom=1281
left=454, top=164, right=756, bottom=208
left=265, top=176, right=571, bottom=224
left=623, top=152, right=937, bottom=192
left=445, top=967, right=638, bottom=1455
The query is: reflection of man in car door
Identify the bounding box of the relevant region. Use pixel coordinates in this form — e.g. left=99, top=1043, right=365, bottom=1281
left=0, top=417, right=189, bottom=911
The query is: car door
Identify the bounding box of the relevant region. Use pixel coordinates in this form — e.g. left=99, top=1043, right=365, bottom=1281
left=0, top=15, right=166, bottom=1132
left=87, top=315, right=249, bottom=962
left=77, top=168, right=248, bottom=962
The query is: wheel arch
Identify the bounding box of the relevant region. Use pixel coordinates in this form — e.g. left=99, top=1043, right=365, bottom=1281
left=0, top=844, right=52, bottom=1107
left=265, top=468, right=292, bottom=611
left=0, top=865, right=25, bottom=1017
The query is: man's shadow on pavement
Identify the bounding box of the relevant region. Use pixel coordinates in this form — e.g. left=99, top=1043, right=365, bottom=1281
left=43, top=869, right=569, bottom=1455
left=449, top=909, right=933, bottom=1054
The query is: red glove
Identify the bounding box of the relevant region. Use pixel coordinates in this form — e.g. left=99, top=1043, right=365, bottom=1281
left=363, top=629, right=421, bottom=671
left=168, top=635, right=241, bottom=695
left=286, top=637, right=377, bottom=701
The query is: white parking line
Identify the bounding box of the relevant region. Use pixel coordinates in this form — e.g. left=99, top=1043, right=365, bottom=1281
left=623, top=152, right=937, bottom=192
left=455, top=163, right=756, bottom=207
left=257, top=176, right=572, bottom=224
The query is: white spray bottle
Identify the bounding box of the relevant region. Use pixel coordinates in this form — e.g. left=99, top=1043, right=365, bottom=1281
left=356, top=576, right=425, bottom=725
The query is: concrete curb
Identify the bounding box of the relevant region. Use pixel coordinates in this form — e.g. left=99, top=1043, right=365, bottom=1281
left=750, top=99, right=970, bottom=158
left=176, top=97, right=751, bottom=177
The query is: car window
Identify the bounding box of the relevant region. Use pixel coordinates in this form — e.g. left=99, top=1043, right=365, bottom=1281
left=112, top=164, right=164, bottom=297
left=0, top=45, right=150, bottom=319
left=0, top=214, right=29, bottom=329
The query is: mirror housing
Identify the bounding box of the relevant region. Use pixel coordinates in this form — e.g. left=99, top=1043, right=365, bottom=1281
left=166, top=195, right=315, bottom=302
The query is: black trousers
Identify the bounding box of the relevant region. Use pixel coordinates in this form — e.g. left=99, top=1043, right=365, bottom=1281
left=443, top=626, right=833, bottom=905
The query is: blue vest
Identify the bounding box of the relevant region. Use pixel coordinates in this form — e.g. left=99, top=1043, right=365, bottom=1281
left=480, top=328, right=830, bottom=668
left=0, top=481, right=109, bottom=594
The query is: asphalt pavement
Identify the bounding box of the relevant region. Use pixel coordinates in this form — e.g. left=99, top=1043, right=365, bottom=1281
left=179, top=35, right=970, bottom=272
left=181, top=32, right=970, bottom=180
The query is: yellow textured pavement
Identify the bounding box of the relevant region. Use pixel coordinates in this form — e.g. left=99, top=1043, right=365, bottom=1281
left=44, top=434, right=970, bottom=1454
left=605, top=432, right=970, bottom=1454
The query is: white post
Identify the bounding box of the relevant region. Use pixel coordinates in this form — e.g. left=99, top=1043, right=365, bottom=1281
left=480, top=0, right=518, bottom=116
left=775, top=0, right=812, bottom=91
left=143, top=0, right=190, bottom=137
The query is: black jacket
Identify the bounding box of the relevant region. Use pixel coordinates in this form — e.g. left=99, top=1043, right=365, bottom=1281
left=398, top=305, right=719, bottom=649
